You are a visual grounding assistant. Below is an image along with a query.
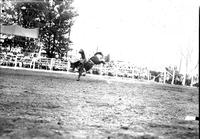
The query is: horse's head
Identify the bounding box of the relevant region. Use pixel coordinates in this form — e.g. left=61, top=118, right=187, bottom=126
left=79, top=49, right=84, bottom=54
left=79, top=49, right=86, bottom=60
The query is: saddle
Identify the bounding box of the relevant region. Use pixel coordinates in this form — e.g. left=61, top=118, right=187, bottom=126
left=84, top=59, right=95, bottom=71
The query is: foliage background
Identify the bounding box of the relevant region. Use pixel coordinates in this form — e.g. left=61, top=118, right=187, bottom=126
left=1, top=0, right=78, bottom=58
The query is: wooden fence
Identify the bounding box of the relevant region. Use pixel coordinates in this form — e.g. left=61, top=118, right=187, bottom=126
left=0, top=55, right=198, bottom=86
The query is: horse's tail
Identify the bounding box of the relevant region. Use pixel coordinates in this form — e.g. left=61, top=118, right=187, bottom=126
left=94, top=52, right=103, bottom=57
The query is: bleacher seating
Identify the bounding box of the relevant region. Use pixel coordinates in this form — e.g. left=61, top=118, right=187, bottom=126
left=53, top=59, right=69, bottom=71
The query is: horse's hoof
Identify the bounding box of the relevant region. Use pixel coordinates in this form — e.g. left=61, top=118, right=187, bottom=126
left=76, top=79, right=80, bottom=81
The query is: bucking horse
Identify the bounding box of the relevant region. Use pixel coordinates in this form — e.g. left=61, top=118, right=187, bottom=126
left=70, top=49, right=106, bottom=81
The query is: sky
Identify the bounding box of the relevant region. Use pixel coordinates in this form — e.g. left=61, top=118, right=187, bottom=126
left=70, top=0, right=199, bottom=71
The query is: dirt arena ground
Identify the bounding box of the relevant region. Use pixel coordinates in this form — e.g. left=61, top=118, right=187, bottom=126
left=0, top=67, right=199, bottom=139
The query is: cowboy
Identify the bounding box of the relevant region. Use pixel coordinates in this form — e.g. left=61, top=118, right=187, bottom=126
left=70, top=49, right=86, bottom=72
left=77, top=49, right=87, bottom=74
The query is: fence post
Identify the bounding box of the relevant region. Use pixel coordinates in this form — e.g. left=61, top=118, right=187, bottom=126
left=182, top=73, right=186, bottom=86
left=100, top=63, right=103, bottom=76
left=171, top=68, right=175, bottom=85
left=132, top=67, right=135, bottom=79
left=67, top=58, right=71, bottom=72
left=15, top=56, right=17, bottom=68
left=190, top=75, right=194, bottom=87
left=32, top=58, right=35, bottom=69
left=50, top=58, right=53, bottom=70
left=14, top=56, right=17, bottom=68
left=163, top=69, right=166, bottom=84
left=33, top=60, right=35, bottom=69
left=147, top=69, right=150, bottom=80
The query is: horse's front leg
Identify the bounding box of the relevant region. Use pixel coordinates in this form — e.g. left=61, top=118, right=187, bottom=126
left=77, top=72, right=82, bottom=81
left=77, top=67, right=84, bottom=81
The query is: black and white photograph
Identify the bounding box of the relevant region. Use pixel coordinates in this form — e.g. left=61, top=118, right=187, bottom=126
left=0, top=0, right=199, bottom=138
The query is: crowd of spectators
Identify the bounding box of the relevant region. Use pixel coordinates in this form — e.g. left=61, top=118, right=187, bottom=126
left=92, top=61, right=149, bottom=80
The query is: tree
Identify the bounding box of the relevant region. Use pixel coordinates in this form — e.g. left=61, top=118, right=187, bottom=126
left=1, top=0, right=77, bottom=57
left=39, top=0, right=77, bottom=58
